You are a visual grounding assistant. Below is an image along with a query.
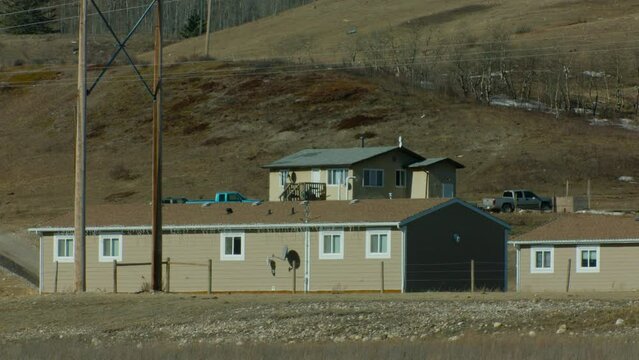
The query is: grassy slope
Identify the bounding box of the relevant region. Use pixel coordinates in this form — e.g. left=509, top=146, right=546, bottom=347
left=157, top=0, right=639, bottom=63
left=0, top=59, right=637, bottom=232
left=1, top=0, right=639, bottom=232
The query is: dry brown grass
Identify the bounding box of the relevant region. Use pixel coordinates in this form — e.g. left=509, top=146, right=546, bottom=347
left=0, top=59, right=638, bottom=233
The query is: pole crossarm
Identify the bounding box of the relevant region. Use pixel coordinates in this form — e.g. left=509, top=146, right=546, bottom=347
left=87, top=0, right=157, bottom=97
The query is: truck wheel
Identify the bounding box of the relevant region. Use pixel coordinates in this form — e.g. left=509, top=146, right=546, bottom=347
left=541, top=203, right=552, bottom=212
left=501, top=204, right=514, bottom=213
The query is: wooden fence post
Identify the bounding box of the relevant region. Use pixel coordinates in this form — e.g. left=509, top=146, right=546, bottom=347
left=292, top=266, right=296, bottom=294
left=380, top=261, right=385, bottom=294
left=566, top=259, right=572, bottom=292
left=54, top=261, right=59, bottom=293
left=113, top=260, right=117, bottom=293
left=470, top=259, right=475, bottom=293
left=208, top=259, right=212, bottom=294
left=166, top=257, right=171, bottom=293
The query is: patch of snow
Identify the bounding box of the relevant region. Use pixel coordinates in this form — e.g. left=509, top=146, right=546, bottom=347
left=618, top=176, right=635, bottom=183
left=619, top=118, right=639, bottom=131
left=589, top=118, right=609, bottom=126
left=582, top=70, right=607, bottom=78
left=490, top=96, right=547, bottom=112
left=576, top=210, right=628, bottom=216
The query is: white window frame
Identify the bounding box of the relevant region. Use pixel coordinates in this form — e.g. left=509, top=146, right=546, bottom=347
left=365, top=229, right=391, bottom=259
left=576, top=245, right=600, bottom=273
left=530, top=246, right=553, bottom=273
left=327, top=169, right=347, bottom=186
left=99, top=234, right=123, bottom=262
left=395, top=169, right=406, bottom=188
left=279, top=170, right=289, bottom=188
left=319, top=229, right=344, bottom=260
left=220, top=232, right=245, bottom=261
left=53, top=235, right=74, bottom=263
left=362, top=168, right=384, bottom=187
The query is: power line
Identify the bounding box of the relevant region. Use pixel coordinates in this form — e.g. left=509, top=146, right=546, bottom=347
left=4, top=42, right=639, bottom=90
left=0, top=1, right=78, bottom=17
left=0, top=0, right=186, bottom=31
left=1, top=32, right=638, bottom=77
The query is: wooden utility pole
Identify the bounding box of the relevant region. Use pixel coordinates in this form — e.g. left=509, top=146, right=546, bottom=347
left=204, top=0, right=212, bottom=57
left=151, top=0, right=164, bottom=292
left=74, top=0, right=88, bottom=293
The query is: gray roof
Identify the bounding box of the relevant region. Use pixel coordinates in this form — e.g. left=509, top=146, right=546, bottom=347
left=263, top=146, right=423, bottom=168
left=409, top=157, right=465, bottom=169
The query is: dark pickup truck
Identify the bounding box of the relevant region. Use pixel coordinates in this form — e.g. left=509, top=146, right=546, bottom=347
left=482, top=189, right=552, bottom=213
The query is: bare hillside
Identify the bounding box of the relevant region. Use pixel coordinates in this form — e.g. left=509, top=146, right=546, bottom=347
left=0, top=59, right=638, bottom=232
left=157, top=0, right=639, bottom=63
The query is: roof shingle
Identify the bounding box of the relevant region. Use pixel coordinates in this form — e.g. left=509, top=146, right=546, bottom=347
left=34, top=199, right=449, bottom=229
left=515, top=214, right=639, bottom=242
left=262, top=146, right=422, bottom=168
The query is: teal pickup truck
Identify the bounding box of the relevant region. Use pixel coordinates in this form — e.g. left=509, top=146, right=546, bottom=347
left=181, top=192, right=261, bottom=205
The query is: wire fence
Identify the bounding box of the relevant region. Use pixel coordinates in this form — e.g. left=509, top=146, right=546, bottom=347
left=48, top=259, right=506, bottom=293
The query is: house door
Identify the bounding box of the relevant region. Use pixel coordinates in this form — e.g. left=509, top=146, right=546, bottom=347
left=442, top=183, right=454, bottom=198
left=311, top=169, right=321, bottom=183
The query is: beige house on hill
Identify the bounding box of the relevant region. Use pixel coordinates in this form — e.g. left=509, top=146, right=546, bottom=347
left=511, top=214, right=639, bottom=292
left=30, top=198, right=509, bottom=293
left=263, top=146, right=464, bottom=202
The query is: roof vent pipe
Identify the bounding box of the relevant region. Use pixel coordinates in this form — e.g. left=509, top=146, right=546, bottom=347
left=360, top=134, right=365, bottom=148
left=398, top=135, right=403, bottom=148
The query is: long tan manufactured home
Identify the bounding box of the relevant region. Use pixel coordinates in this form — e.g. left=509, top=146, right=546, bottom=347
left=511, top=214, right=639, bottom=292
left=30, top=199, right=509, bottom=293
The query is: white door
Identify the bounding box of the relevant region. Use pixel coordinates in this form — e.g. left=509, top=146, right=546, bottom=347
left=442, top=183, right=454, bottom=198
left=311, top=169, right=321, bottom=183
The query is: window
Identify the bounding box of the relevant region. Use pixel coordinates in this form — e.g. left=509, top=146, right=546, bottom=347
left=220, top=232, right=245, bottom=261
left=99, top=235, right=122, bottom=262
left=530, top=246, right=553, bottom=273
left=366, top=230, right=391, bottom=259
left=54, top=235, right=74, bottom=262
left=503, top=191, right=513, bottom=198
left=395, top=169, right=406, bottom=188
left=515, top=191, right=524, bottom=200
left=576, top=246, right=600, bottom=273
left=319, top=230, right=344, bottom=259
left=279, top=170, right=289, bottom=188
left=363, top=169, right=384, bottom=187
left=328, top=169, right=347, bottom=186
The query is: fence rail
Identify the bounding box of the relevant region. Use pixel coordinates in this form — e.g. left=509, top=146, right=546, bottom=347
left=50, top=259, right=500, bottom=293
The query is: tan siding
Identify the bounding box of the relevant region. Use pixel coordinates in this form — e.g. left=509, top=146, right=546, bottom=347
left=351, top=151, right=415, bottom=200
left=311, top=229, right=402, bottom=291
left=269, top=171, right=283, bottom=201
left=519, top=244, right=639, bottom=292
left=410, top=170, right=427, bottom=199
left=42, top=227, right=402, bottom=293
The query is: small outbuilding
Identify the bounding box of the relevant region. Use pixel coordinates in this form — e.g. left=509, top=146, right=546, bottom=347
left=511, top=214, right=639, bottom=292
left=30, top=199, right=509, bottom=293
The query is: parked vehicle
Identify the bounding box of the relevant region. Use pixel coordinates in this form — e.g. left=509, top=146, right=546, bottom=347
left=162, top=197, right=188, bottom=204
left=184, top=192, right=261, bottom=205
left=482, top=190, right=552, bottom=213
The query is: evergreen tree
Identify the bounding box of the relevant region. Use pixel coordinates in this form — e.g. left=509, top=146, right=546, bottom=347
left=180, top=11, right=204, bottom=39
left=0, top=0, right=56, bottom=34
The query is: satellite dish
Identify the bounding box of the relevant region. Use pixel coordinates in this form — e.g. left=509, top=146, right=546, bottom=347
left=281, top=246, right=289, bottom=259
left=268, top=257, right=276, bottom=276
left=286, top=250, right=301, bottom=271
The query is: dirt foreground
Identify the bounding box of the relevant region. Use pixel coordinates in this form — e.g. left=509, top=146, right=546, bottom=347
left=2, top=291, right=639, bottom=359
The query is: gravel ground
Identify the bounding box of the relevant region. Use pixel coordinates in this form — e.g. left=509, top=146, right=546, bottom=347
left=1, top=292, right=639, bottom=347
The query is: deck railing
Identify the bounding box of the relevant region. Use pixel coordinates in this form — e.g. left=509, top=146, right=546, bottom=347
left=279, top=182, right=327, bottom=201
